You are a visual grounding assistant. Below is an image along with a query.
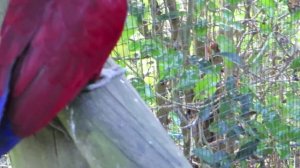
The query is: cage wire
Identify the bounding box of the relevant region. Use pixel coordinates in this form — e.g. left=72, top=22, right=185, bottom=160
left=112, top=0, right=300, bottom=167
left=0, top=0, right=299, bottom=167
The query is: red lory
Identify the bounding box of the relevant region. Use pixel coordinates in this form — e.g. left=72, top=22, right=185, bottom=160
left=0, top=0, right=127, bottom=155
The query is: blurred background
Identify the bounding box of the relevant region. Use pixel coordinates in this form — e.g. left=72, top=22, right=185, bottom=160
left=112, top=0, right=300, bottom=167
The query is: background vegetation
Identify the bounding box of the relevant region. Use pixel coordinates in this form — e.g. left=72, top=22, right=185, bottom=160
left=113, top=0, right=300, bottom=167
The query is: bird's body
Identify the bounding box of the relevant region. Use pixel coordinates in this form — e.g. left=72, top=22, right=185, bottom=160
left=0, top=0, right=127, bottom=155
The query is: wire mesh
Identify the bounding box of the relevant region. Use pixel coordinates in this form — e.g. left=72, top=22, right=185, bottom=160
left=113, top=0, right=300, bottom=167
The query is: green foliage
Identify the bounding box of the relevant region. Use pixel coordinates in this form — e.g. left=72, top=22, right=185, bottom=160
left=193, top=148, right=230, bottom=167
left=195, top=19, right=208, bottom=40
left=290, top=57, right=300, bottom=71
left=113, top=0, right=300, bottom=166
left=217, top=35, right=236, bottom=53
left=194, top=73, right=220, bottom=100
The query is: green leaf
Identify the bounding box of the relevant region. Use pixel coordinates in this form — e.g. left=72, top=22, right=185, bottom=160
left=257, top=140, right=273, bottom=156
left=157, top=11, right=185, bottom=21
left=130, top=78, right=154, bottom=100
left=213, top=151, right=229, bottom=164
left=251, top=122, right=267, bottom=138
left=285, top=96, right=300, bottom=121
left=274, top=125, right=291, bottom=142
left=209, top=120, right=229, bottom=135
left=231, top=22, right=245, bottom=32
left=260, top=22, right=272, bottom=34
left=207, top=1, right=218, bottom=12
left=194, top=74, right=220, bottom=100
left=219, top=100, right=232, bottom=117
left=158, top=50, right=184, bottom=80
left=262, top=110, right=279, bottom=123
left=199, top=105, right=212, bottom=122
left=132, top=39, right=163, bottom=58
left=216, top=35, right=236, bottom=53
left=193, top=148, right=215, bottom=164
left=258, top=0, right=276, bottom=8
left=198, top=59, right=213, bottom=73
left=225, top=76, right=237, bottom=93
left=288, top=128, right=300, bottom=143
left=227, top=125, right=245, bottom=139
left=120, top=15, right=138, bottom=42
left=195, top=0, right=206, bottom=12
left=218, top=121, right=229, bottom=135
left=221, top=9, right=234, bottom=23
left=226, top=0, right=242, bottom=5
left=177, top=68, right=199, bottom=89
left=290, top=57, right=300, bottom=71
left=258, top=0, right=276, bottom=17
left=235, top=139, right=259, bottom=160
left=129, top=1, right=145, bottom=22
left=193, top=148, right=229, bottom=166
left=276, top=143, right=290, bottom=159
left=216, top=52, right=244, bottom=66
left=195, top=19, right=208, bottom=39
left=238, top=94, right=252, bottom=115
left=290, top=10, right=300, bottom=21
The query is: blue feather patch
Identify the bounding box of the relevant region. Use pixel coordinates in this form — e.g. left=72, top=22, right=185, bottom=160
left=0, top=88, right=9, bottom=120
left=0, top=119, right=20, bottom=156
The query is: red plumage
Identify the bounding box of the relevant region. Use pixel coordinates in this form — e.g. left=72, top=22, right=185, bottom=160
left=0, top=0, right=127, bottom=137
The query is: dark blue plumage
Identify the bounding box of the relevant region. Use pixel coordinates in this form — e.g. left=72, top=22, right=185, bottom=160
left=0, top=119, right=20, bottom=155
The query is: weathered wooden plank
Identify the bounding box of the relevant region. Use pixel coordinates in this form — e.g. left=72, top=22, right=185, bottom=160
left=58, top=59, right=191, bottom=168
left=10, top=124, right=89, bottom=168
left=9, top=59, right=191, bottom=168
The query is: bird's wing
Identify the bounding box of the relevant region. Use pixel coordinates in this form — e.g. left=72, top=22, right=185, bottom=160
left=6, top=0, right=127, bottom=137
left=0, top=0, right=50, bottom=120
left=0, top=0, right=50, bottom=155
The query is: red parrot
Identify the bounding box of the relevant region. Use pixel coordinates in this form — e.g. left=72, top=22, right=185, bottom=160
left=0, top=0, right=127, bottom=155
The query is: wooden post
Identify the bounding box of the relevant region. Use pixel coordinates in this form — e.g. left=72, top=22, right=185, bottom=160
left=9, top=59, right=192, bottom=168
left=9, top=125, right=89, bottom=168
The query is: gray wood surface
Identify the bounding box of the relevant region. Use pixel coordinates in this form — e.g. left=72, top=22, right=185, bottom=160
left=9, top=60, right=191, bottom=168
left=10, top=125, right=89, bottom=168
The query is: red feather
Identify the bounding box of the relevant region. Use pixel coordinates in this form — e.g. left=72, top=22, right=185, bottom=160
left=0, top=0, right=127, bottom=137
